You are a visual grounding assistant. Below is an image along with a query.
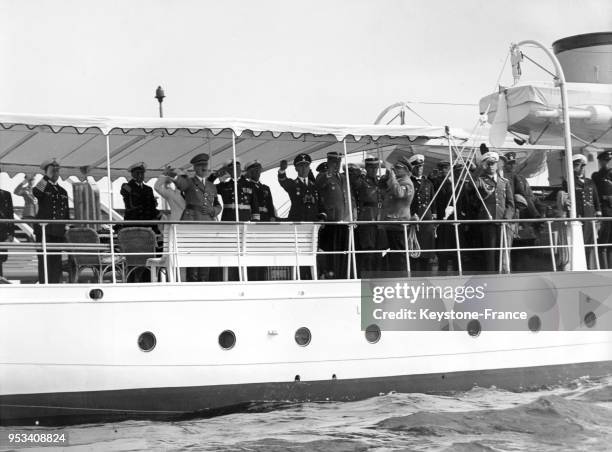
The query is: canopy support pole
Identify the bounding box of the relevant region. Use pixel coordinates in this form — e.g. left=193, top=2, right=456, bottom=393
left=343, top=140, right=357, bottom=279
left=446, top=128, right=463, bottom=275
left=105, top=134, right=117, bottom=284
left=231, top=132, right=242, bottom=281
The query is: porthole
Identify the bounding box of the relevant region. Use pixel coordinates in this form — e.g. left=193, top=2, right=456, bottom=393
left=138, top=332, right=156, bottom=352
left=467, top=319, right=481, bottom=337
left=294, top=327, right=312, bottom=346
left=528, top=315, right=542, bottom=333
left=584, top=311, right=597, bottom=328
left=365, top=324, right=381, bottom=344
left=89, top=288, right=103, bottom=300
left=218, top=330, right=236, bottom=350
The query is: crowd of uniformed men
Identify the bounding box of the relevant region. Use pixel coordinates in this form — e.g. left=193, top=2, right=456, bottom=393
left=3, top=146, right=612, bottom=282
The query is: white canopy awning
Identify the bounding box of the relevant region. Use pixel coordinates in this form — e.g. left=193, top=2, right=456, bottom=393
left=0, top=113, right=472, bottom=179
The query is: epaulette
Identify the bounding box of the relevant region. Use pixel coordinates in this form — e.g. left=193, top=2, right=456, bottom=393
left=121, top=183, right=131, bottom=193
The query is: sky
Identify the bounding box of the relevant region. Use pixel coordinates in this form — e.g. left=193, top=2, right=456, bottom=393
left=1, top=0, right=611, bottom=131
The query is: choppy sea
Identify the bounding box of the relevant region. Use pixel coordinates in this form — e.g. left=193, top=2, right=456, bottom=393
left=3, top=375, right=612, bottom=451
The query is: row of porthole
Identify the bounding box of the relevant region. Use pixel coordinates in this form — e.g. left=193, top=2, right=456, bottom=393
left=137, top=325, right=382, bottom=352
left=136, top=312, right=598, bottom=351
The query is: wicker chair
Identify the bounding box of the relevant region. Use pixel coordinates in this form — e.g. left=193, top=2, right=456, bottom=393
left=117, top=227, right=157, bottom=282
left=65, top=227, right=123, bottom=283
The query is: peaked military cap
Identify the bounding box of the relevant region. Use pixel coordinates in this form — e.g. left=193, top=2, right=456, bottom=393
left=127, top=162, right=146, bottom=172
left=572, top=154, right=587, bottom=164
left=597, top=150, right=612, bottom=161
left=40, top=158, right=60, bottom=171
left=481, top=151, right=500, bottom=163
left=189, top=153, right=210, bottom=165
left=394, top=156, right=412, bottom=169
left=504, top=152, right=517, bottom=163
left=245, top=160, right=262, bottom=170
left=326, top=151, right=342, bottom=161
left=408, top=154, right=425, bottom=166
left=437, top=160, right=450, bottom=168
left=316, top=162, right=328, bottom=172
left=364, top=157, right=381, bottom=167
left=294, top=153, right=312, bottom=166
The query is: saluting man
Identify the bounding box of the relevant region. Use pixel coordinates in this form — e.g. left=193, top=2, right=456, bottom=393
left=382, top=156, right=415, bottom=274
left=171, top=153, right=222, bottom=282
left=350, top=157, right=386, bottom=276
left=245, top=160, right=276, bottom=221
left=120, top=162, right=161, bottom=233
left=408, top=154, right=436, bottom=274
left=0, top=171, right=15, bottom=278
left=214, top=159, right=260, bottom=222
left=474, top=151, right=514, bottom=273
left=33, top=158, right=70, bottom=283
left=562, top=154, right=601, bottom=268
left=278, top=154, right=325, bottom=222
left=591, top=150, right=612, bottom=268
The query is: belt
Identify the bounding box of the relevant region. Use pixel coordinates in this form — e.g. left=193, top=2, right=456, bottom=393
left=186, top=203, right=207, bottom=210
left=224, top=204, right=251, bottom=210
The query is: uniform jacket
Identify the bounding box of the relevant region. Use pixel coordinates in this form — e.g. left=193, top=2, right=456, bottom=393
left=351, top=174, right=385, bottom=221
left=13, top=183, right=37, bottom=218
left=592, top=168, right=612, bottom=216
left=382, top=172, right=414, bottom=222
left=250, top=179, right=276, bottom=221
left=173, top=175, right=220, bottom=221
left=217, top=176, right=260, bottom=221
left=315, top=171, right=354, bottom=221
left=562, top=177, right=601, bottom=218
left=410, top=176, right=435, bottom=219
left=120, top=179, right=160, bottom=222
left=508, top=171, right=540, bottom=218
left=33, top=177, right=70, bottom=238
left=0, top=189, right=15, bottom=242
left=278, top=172, right=324, bottom=222
left=474, top=174, right=514, bottom=220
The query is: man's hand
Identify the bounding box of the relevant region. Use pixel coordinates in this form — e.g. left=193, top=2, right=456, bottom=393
left=279, top=160, right=288, bottom=172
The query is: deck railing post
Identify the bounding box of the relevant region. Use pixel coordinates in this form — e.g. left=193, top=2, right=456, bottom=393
left=453, top=222, right=463, bottom=275
left=547, top=220, right=557, bottom=272
left=41, top=223, right=48, bottom=284
left=592, top=219, right=600, bottom=270
left=403, top=223, right=411, bottom=277
left=293, top=223, right=300, bottom=280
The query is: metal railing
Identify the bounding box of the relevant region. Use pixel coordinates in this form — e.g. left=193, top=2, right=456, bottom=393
left=0, top=216, right=610, bottom=284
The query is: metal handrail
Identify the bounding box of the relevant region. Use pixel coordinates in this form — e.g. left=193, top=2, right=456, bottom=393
left=0, top=216, right=610, bottom=284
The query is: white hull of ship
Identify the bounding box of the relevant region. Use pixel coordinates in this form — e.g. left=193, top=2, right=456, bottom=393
left=1, top=271, right=612, bottom=424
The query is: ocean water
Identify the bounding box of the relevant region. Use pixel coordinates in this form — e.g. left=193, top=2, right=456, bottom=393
left=3, top=375, right=612, bottom=451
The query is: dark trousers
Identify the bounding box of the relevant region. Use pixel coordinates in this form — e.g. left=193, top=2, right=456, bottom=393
left=319, top=225, right=348, bottom=279
left=187, top=267, right=209, bottom=282
left=479, top=223, right=501, bottom=273
left=385, top=227, right=407, bottom=275
left=36, top=234, right=64, bottom=284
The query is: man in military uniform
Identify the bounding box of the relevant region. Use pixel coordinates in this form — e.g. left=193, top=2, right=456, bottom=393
left=246, top=160, right=276, bottom=221
left=173, top=153, right=222, bottom=281
left=278, top=154, right=325, bottom=222
left=382, top=156, right=415, bottom=274
left=120, top=162, right=161, bottom=234
left=474, top=151, right=514, bottom=273
left=591, top=150, right=612, bottom=268
left=214, top=159, right=260, bottom=222
left=33, top=159, right=70, bottom=283
left=408, top=154, right=436, bottom=274
left=432, top=161, right=459, bottom=273
left=0, top=175, right=15, bottom=278
left=561, top=154, right=601, bottom=268
left=315, top=151, right=354, bottom=279
left=350, top=157, right=386, bottom=277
